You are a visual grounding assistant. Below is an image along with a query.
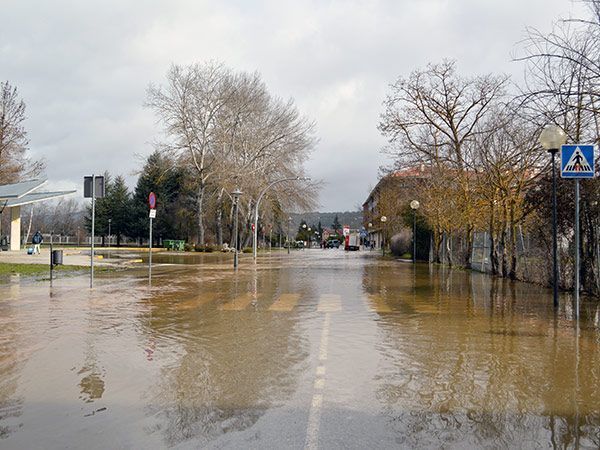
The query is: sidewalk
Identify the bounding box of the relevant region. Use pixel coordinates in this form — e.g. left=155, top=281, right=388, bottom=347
left=0, top=249, right=114, bottom=267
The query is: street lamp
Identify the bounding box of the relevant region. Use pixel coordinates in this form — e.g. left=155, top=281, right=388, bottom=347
left=539, top=124, right=567, bottom=308
left=308, top=227, right=312, bottom=249
left=231, top=188, right=243, bottom=269
left=287, top=216, right=292, bottom=254
left=302, top=223, right=307, bottom=250
left=108, top=218, right=112, bottom=247
left=380, top=216, right=387, bottom=256
left=252, top=176, right=310, bottom=260
left=368, top=222, right=373, bottom=251
left=410, top=200, right=420, bottom=264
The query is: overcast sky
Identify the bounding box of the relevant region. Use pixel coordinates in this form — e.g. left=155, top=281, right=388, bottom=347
left=1, top=0, right=588, bottom=211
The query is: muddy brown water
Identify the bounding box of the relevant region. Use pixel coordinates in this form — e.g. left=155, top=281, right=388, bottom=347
left=1, top=250, right=599, bottom=449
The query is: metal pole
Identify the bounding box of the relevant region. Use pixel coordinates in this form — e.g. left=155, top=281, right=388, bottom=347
left=287, top=219, right=290, bottom=255
left=90, top=174, right=95, bottom=289
left=551, top=150, right=559, bottom=308
left=50, top=233, right=53, bottom=285
left=149, top=216, right=153, bottom=281
left=234, top=198, right=239, bottom=269
left=575, top=178, right=580, bottom=319
left=413, top=210, right=417, bottom=264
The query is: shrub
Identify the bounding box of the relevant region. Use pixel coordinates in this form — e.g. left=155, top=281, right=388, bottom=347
left=194, top=245, right=205, bottom=252
left=204, top=245, right=215, bottom=253
left=184, top=243, right=194, bottom=252
left=242, top=247, right=252, bottom=253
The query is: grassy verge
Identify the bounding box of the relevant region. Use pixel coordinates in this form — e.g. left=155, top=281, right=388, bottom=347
left=0, top=263, right=113, bottom=277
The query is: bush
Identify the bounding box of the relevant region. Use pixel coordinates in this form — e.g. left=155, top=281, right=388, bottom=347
left=390, top=230, right=412, bottom=257
left=242, top=247, right=252, bottom=253
left=184, top=243, right=194, bottom=252
left=401, top=252, right=412, bottom=259
left=204, top=245, right=215, bottom=253
left=194, top=245, right=205, bottom=252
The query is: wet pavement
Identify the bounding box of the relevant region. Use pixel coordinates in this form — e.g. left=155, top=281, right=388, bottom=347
left=1, top=249, right=599, bottom=449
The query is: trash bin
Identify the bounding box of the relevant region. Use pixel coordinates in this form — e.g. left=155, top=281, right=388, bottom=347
left=51, top=250, right=63, bottom=266
left=0, top=236, right=8, bottom=251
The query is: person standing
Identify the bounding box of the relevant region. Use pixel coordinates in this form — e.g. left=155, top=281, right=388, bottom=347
left=32, top=231, right=43, bottom=254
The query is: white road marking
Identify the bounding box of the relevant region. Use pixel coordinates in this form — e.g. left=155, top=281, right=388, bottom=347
left=305, top=313, right=331, bottom=449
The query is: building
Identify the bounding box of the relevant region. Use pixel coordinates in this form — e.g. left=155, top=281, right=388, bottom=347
left=362, top=166, right=428, bottom=249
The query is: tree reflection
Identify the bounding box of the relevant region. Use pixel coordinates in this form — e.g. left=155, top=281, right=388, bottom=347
left=362, top=262, right=600, bottom=447
left=137, top=265, right=311, bottom=447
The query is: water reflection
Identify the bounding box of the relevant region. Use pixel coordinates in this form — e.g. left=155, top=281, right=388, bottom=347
left=363, top=263, right=600, bottom=448
left=137, top=265, right=311, bottom=447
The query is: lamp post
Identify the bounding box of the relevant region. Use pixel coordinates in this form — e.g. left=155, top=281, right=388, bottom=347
left=368, top=222, right=373, bottom=251
left=380, top=216, right=387, bottom=256
left=252, top=177, right=310, bottom=260
left=302, top=223, right=307, bottom=250
left=231, top=188, right=243, bottom=269
left=287, top=216, right=292, bottom=255
left=410, top=200, right=420, bottom=264
left=315, top=230, right=319, bottom=248
left=308, top=227, right=312, bottom=249
left=539, top=124, right=567, bottom=308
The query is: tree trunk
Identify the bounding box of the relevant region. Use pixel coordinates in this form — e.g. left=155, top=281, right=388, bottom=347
left=197, top=182, right=205, bottom=245
left=464, top=224, right=473, bottom=269
left=508, top=203, right=518, bottom=280
left=216, top=191, right=223, bottom=246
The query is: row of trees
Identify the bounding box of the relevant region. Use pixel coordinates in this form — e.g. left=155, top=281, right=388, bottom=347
left=378, top=2, right=600, bottom=293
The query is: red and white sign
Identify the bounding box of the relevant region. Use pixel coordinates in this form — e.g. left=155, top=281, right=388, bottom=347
left=148, top=192, right=157, bottom=209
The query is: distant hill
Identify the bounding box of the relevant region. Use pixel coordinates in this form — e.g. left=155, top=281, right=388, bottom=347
left=288, top=211, right=363, bottom=233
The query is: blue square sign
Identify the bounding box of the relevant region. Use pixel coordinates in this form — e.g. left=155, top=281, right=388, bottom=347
left=561, top=145, right=596, bottom=178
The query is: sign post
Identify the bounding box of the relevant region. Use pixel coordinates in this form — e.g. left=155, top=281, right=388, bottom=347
left=148, top=192, right=157, bottom=282
left=561, top=144, right=596, bottom=320
left=84, top=175, right=105, bottom=288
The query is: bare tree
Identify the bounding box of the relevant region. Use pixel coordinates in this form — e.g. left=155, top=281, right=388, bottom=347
left=379, top=60, right=509, bottom=268
left=0, top=81, right=43, bottom=184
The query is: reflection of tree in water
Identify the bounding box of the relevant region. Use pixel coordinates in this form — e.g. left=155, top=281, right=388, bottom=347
left=139, top=267, right=311, bottom=447
left=362, top=262, right=600, bottom=447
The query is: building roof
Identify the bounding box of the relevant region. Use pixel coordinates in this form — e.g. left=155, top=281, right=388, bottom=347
left=0, top=179, right=47, bottom=200
left=4, top=190, right=77, bottom=208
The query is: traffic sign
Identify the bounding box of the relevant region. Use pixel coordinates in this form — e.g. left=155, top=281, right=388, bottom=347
left=148, top=192, right=157, bottom=209
left=149, top=209, right=156, bottom=219
left=561, top=145, right=596, bottom=178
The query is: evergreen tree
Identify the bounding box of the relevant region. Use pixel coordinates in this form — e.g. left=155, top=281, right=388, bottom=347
left=84, top=173, right=135, bottom=246
left=129, top=151, right=189, bottom=244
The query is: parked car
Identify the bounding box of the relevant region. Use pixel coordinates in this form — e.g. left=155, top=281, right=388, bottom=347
left=326, top=239, right=340, bottom=248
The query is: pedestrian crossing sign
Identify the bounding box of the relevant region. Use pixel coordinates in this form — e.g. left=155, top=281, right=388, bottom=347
left=561, top=145, right=596, bottom=178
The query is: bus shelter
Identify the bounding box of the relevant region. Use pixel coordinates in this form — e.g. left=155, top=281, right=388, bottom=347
left=0, top=179, right=76, bottom=251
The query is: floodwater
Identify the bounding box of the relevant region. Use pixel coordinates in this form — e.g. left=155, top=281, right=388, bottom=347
left=1, top=250, right=599, bottom=449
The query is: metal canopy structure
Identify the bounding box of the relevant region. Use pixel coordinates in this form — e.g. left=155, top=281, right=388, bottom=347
left=0, top=179, right=47, bottom=200
left=0, top=179, right=76, bottom=251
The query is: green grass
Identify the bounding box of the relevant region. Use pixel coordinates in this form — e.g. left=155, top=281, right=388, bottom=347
left=0, top=263, right=113, bottom=277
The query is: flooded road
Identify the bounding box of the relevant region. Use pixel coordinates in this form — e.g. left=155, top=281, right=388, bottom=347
left=1, top=250, right=600, bottom=449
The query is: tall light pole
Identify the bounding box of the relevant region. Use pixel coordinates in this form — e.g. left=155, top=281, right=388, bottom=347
left=302, top=223, right=307, bottom=249
left=308, top=227, right=312, bottom=249
left=108, top=218, right=112, bottom=248
left=253, top=177, right=310, bottom=260
left=410, top=200, right=420, bottom=264
left=380, top=216, right=387, bottom=256
left=368, top=222, right=373, bottom=251
left=231, top=188, right=243, bottom=269
left=540, top=125, right=567, bottom=308
left=287, top=216, right=291, bottom=255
